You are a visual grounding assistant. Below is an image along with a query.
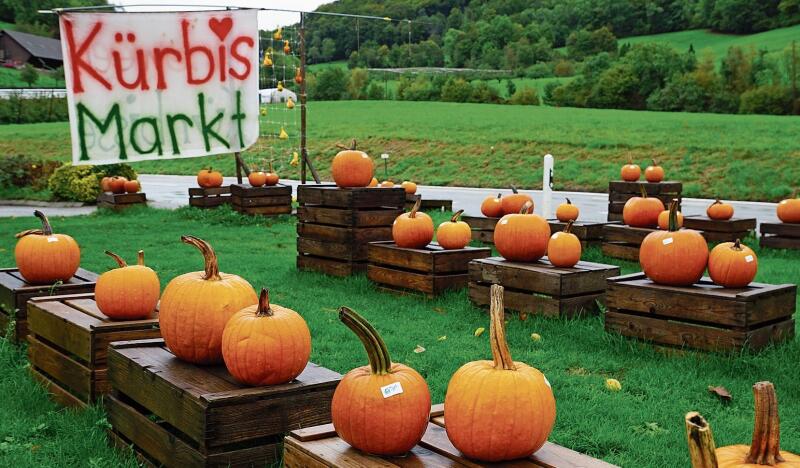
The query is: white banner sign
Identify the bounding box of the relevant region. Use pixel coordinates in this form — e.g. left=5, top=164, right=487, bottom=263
left=59, top=10, right=260, bottom=165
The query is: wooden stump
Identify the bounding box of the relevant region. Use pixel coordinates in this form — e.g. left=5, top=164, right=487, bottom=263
left=0, top=267, right=97, bottom=343
left=607, top=181, right=682, bottom=222
left=97, top=192, right=147, bottom=210
left=468, top=257, right=620, bottom=319
left=367, top=241, right=491, bottom=296
left=605, top=273, right=796, bottom=352
left=760, top=222, right=800, bottom=250
left=188, top=186, right=231, bottom=208
left=462, top=215, right=499, bottom=243
left=26, top=293, right=159, bottom=408
left=229, top=183, right=292, bottom=216
left=404, top=194, right=453, bottom=212
left=683, top=216, right=756, bottom=242
left=548, top=220, right=619, bottom=248
left=106, top=339, right=341, bottom=468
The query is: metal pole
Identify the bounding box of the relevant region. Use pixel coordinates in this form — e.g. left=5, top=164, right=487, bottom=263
left=300, top=13, right=307, bottom=184
left=542, top=154, right=553, bottom=219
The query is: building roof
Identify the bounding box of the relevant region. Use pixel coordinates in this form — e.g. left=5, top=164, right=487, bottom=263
left=1, top=29, right=62, bottom=61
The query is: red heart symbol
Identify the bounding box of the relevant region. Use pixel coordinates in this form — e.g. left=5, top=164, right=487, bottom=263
left=209, top=17, right=233, bottom=41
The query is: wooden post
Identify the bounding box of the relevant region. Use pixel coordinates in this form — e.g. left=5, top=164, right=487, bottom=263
left=235, top=152, right=243, bottom=184
left=299, top=13, right=321, bottom=184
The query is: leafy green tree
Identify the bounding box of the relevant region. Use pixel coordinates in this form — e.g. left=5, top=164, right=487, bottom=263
left=312, top=67, right=348, bottom=100
left=347, top=68, right=369, bottom=99
left=510, top=87, right=540, bottom=105
left=20, top=64, right=38, bottom=88
left=587, top=64, right=643, bottom=109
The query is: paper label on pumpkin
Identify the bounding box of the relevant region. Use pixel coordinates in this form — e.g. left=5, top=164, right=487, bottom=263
left=745, top=255, right=754, bottom=263
left=662, top=237, right=673, bottom=245
left=47, top=236, right=59, bottom=243
left=380, top=382, right=404, bottom=399
left=544, top=376, right=551, bottom=388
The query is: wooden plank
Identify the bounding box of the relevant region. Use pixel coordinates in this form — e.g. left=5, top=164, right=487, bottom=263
left=547, top=220, right=615, bottom=240
left=471, top=230, right=494, bottom=244
left=760, top=236, right=800, bottom=250
left=608, top=192, right=681, bottom=203
left=298, top=223, right=392, bottom=244
left=230, top=194, right=292, bottom=207
left=298, top=206, right=401, bottom=227
left=701, top=230, right=753, bottom=243
left=189, top=186, right=231, bottom=196
left=233, top=205, right=293, bottom=216
left=760, top=222, right=800, bottom=238
left=28, top=335, right=93, bottom=401
left=461, top=215, right=500, bottom=231
left=607, top=212, right=624, bottom=222
left=406, top=199, right=453, bottom=212
left=368, top=265, right=468, bottom=295
left=297, top=255, right=367, bottom=277
left=602, top=224, right=656, bottom=244
left=297, top=185, right=405, bottom=208
left=97, top=192, right=147, bottom=204
left=608, top=180, right=682, bottom=194
left=601, top=242, right=640, bottom=262
left=469, top=282, right=601, bottom=318
left=229, top=183, right=291, bottom=197
left=298, top=237, right=368, bottom=262
left=27, top=300, right=95, bottom=362
left=30, top=367, right=86, bottom=409
left=368, top=242, right=490, bottom=274
left=683, top=216, right=756, bottom=233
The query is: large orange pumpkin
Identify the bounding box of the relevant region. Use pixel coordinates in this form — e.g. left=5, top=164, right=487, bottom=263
left=640, top=201, right=708, bottom=286
left=547, top=221, right=581, bottom=268
left=776, top=196, right=800, bottom=223
left=445, top=284, right=556, bottom=462
left=644, top=159, right=664, bottom=183
left=620, top=156, right=641, bottom=182
left=437, top=209, right=471, bottom=250
left=494, top=201, right=550, bottom=262
left=708, top=239, right=757, bottom=288
left=658, top=200, right=683, bottom=230
left=159, top=236, right=258, bottom=364
left=501, top=185, right=533, bottom=215
left=393, top=198, right=434, bottom=248
left=222, top=288, right=311, bottom=386
left=15, top=210, right=80, bottom=285
left=555, top=198, right=579, bottom=222
left=332, top=307, right=431, bottom=456
left=332, top=139, right=374, bottom=188
left=96, top=250, right=159, bottom=320
left=623, top=186, right=665, bottom=228
left=707, top=199, right=734, bottom=220
left=480, top=193, right=504, bottom=218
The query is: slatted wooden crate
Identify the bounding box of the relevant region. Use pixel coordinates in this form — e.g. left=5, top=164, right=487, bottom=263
left=367, top=241, right=491, bottom=296
left=26, top=293, right=159, bottom=408
left=404, top=193, right=453, bottom=212
left=284, top=404, right=617, bottom=468
left=683, top=216, right=756, bottom=242
left=0, top=267, right=97, bottom=343
left=549, top=220, right=618, bottom=248
left=760, top=222, right=800, bottom=250
left=607, top=181, right=682, bottom=222
left=605, top=273, right=796, bottom=352
left=297, top=184, right=405, bottom=276
left=188, top=186, right=231, bottom=208
left=469, top=257, right=620, bottom=318
left=462, top=215, right=499, bottom=243
left=601, top=224, right=708, bottom=261
left=97, top=192, right=147, bottom=210
left=229, top=183, right=292, bottom=216
left=106, top=338, right=341, bottom=468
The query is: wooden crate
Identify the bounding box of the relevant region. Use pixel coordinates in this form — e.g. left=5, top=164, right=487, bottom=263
left=601, top=224, right=657, bottom=262
left=188, top=186, right=231, bottom=208
left=26, top=293, right=159, bottom=408
left=605, top=273, right=796, bottom=352
left=683, top=216, right=756, bottom=242
left=284, top=404, right=617, bottom=468
left=469, top=257, right=620, bottom=318
left=229, top=183, right=292, bottom=216
left=760, top=222, right=800, bottom=250
left=106, top=338, right=341, bottom=468
left=607, top=181, right=682, bottom=222
left=97, top=192, right=147, bottom=210
left=548, top=220, right=619, bottom=248
left=404, top=194, right=453, bottom=212
left=367, top=241, right=491, bottom=296
left=0, top=267, right=97, bottom=343
left=462, top=215, right=499, bottom=243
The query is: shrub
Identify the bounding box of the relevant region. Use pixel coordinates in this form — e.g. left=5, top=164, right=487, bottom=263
left=366, top=81, right=385, bottom=100
left=0, top=155, right=62, bottom=189
left=524, top=63, right=552, bottom=79
left=587, top=64, right=643, bottom=109
left=48, top=164, right=102, bottom=202
left=92, top=163, right=138, bottom=181
left=440, top=78, right=473, bottom=102
left=398, top=75, right=439, bottom=101
left=0, top=95, right=68, bottom=124
left=739, top=85, right=794, bottom=115
left=553, top=60, right=575, bottom=77
left=510, top=87, right=540, bottom=105
left=468, top=82, right=503, bottom=104
left=312, top=67, right=348, bottom=100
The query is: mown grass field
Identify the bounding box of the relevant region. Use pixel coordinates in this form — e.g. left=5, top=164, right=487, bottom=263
left=0, top=67, right=65, bottom=88
left=0, top=206, right=799, bottom=467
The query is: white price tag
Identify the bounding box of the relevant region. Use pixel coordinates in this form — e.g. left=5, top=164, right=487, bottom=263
left=380, top=382, right=404, bottom=399
left=552, top=233, right=560, bottom=239
left=544, top=376, right=551, bottom=388
left=47, top=236, right=58, bottom=243
left=381, top=153, right=390, bottom=160
left=662, top=237, right=673, bottom=245
left=745, top=255, right=754, bottom=263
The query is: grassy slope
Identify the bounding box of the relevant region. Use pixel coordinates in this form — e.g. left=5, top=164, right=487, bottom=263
left=0, top=67, right=65, bottom=88
left=0, top=207, right=798, bottom=467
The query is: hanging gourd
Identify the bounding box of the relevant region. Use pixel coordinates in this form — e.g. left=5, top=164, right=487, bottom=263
left=708, top=239, right=758, bottom=288
left=159, top=236, right=258, bottom=364
left=623, top=185, right=664, bottom=228
left=555, top=198, right=579, bottom=222
left=279, top=127, right=289, bottom=139
left=332, top=139, right=374, bottom=187
left=290, top=151, right=299, bottom=166
left=437, top=210, right=471, bottom=250
left=547, top=221, right=581, bottom=268
left=294, top=68, right=302, bottom=84
left=264, top=160, right=279, bottom=186
left=332, top=307, right=431, bottom=456
left=96, top=250, right=159, bottom=320
left=494, top=201, right=550, bottom=262
left=15, top=210, right=80, bottom=284
left=262, top=50, right=273, bottom=67
left=273, top=28, right=282, bottom=40
left=645, top=159, right=665, bottom=183
left=277, top=81, right=284, bottom=91
left=620, top=155, right=641, bottom=181
left=393, top=198, right=434, bottom=249
left=286, top=97, right=295, bottom=109
left=283, top=40, right=291, bottom=54
left=640, top=200, right=708, bottom=286
left=501, top=185, right=533, bottom=215
left=259, top=107, right=267, bottom=117
left=481, top=193, right=503, bottom=218
left=445, top=284, right=556, bottom=462
left=707, top=199, right=734, bottom=220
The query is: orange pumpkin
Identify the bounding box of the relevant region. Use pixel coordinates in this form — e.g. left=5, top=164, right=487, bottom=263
left=380, top=180, right=395, bottom=188
left=15, top=210, right=80, bottom=285
left=332, top=307, right=431, bottom=456
left=123, top=179, right=140, bottom=193
left=445, top=284, right=555, bottom=462
left=621, top=156, right=641, bottom=182
left=437, top=210, right=471, bottom=250
left=392, top=198, right=434, bottom=249
left=96, top=250, right=159, bottom=320
left=368, top=177, right=378, bottom=187
left=547, top=221, right=581, bottom=268
left=495, top=201, right=550, bottom=262
left=159, top=236, right=258, bottom=364
left=109, top=176, right=127, bottom=194
left=623, top=186, right=665, bottom=228
left=480, top=193, right=504, bottom=218
left=555, top=198, right=579, bottom=222
left=222, top=288, right=311, bottom=386
left=708, top=239, right=757, bottom=288
left=640, top=200, right=708, bottom=286
left=658, top=205, right=683, bottom=230
left=332, top=139, right=374, bottom=188
left=264, top=160, right=279, bottom=186
left=707, top=198, right=734, bottom=220
left=401, top=181, right=417, bottom=194
left=248, top=170, right=267, bottom=187
left=100, top=177, right=112, bottom=192
left=501, top=185, right=533, bottom=215
left=644, top=158, right=664, bottom=183
left=197, top=168, right=223, bottom=188
left=776, top=196, right=800, bottom=223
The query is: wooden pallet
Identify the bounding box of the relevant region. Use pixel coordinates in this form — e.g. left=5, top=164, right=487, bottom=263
left=682, top=216, right=756, bottom=242
left=462, top=215, right=500, bottom=243
left=469, top=257, right=620, bottom=319
left=26, top=293, right=160, bottom=408
left=605, top=273, right=796, bottom=352
left=106, top=338, right=341, bottom=468
left=0, top=267, right=97, bottom=343
left=607, top=181, right=682, bottom=222
left=284, top=404, right=617, bottom=468
left=229, top=183, right=292, bottom=216
left=188, top=186, right=231, bottom=208
left=97, top=192, right=147, bottom=210
left=367, top=241, right=491, bottom=296
left=404, top=194, right=453, bottom=212
left=760, top=222, right=800, bottom=250
left=548, top=220, right=618, bottom=248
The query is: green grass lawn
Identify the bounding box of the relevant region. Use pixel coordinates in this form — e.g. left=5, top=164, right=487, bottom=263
left=0, top=67, right=65, bottom=88
left=0, top=206, right=798, bottom=467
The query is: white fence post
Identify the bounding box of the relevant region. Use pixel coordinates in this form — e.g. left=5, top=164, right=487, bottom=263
left=542, top=154, right=553, bottom=219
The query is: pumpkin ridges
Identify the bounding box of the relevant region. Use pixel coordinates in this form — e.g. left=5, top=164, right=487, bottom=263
left=181, top=235, right=221, bottom=281
left=489, top=285, right=515, bottom=371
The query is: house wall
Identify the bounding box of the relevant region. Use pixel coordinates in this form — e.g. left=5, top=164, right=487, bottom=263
left=0, top=35, right=32, bottom=64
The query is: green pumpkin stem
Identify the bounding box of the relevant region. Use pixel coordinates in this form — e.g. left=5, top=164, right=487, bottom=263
left=181, top=235, right=221, bottom=281
left=339, top=306, right=392, bottom=375
left=489, top=284, right=516, bottom=371
left=256, top=288, right=273, bottom=317
left=519, top=200, right=533, bottom=214
left=409, top=197, right=421, bottom=219
left=668, top=199, right=680, bottom=232
left=564, top=220, right=574, bottom=234
left=33, top=210, right=53, bottom=236
left=746, top=382, right=785, bottom=465
left=450, top=209, right=464, bottom=223
left=137, top=250, right=145, bottom=266
left=685, top=412, right=719, bottom=468
left=104, top=250, right=127, bottom=268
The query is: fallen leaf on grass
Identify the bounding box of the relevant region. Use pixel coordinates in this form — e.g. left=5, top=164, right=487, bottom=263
left=432, top=307, right=445, bottom=314
left=413, top=345, right=426, bottom=353
left=708, top=386, right=732, bottom=402
left=474, top=327, right=485, bottom=337
left=437, top=335, right=447, bottom=341
left=530, top=333, right=541, bottom=342
left=605, top=378, right=622, bottom=391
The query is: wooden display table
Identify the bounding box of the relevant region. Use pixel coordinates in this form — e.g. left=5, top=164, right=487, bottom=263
left=462, top=215, right=499, bottom=243
left=27, top=293, right=159, bottom=408
left=605, top=273, right=796, bottom=352
left=760, top=223, right=800, bottom=250
left=0, top=267, right=97, bottom=343
left=106, top=338, right=341, bottom=468
left=229, top=183, right=292, bottom=216
left=607, top=181, right=682, bottom=222
left=297, top=185, right=405, bottom=276
left=367, top=241, right=491, bottom=296
left=284, top=404, right=617, bottom=468
left=548, top=220, right=618, bottom=248
left=469, top=257, right=620, bottom=319
left=97, top=192, right=147, bottom=210
left=683, top=216, right=756, bottom=242
left=404, top=193, right=453, bottom=212
left=188, top=186, right=231, bottom=208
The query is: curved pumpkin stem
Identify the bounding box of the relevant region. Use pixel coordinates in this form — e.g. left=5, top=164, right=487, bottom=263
left=15, top=229, right=43, bottom=238
left=510, top=185, right=519, bottom=194
left=181, top=235, right=221, bottom=281
left=746, top=381, right=784, bottom=465
left=409, top=197, right=421, bottom=219
left=339, top=306, right=392, bottom=375
left=104, top=250, right=127, bottom=268
left=565, top=197, right=572, bottom=205
left=489, top=284, right=515, bottom=371
left=450, top=209, right=464, bottom=223
left=519, top=200, right=533, bottom=214
left=34, top=210, right=53, bottom=236
left=256, top=288, right=274, bottom=317
left=639, top=185, right=648, bottom=198
left=712, top=198, right=722, bottom=206
left=685, top=412, right=718, bottom=468
left=652, top=158, right=659, bottom=167
left=137, top=250, right=145, bottom=266
left=564, top=220, right=574, bottom=234
left=668, top=199, right=680, bottom=232
left=732, top=239, right=743, bottom=251
left=336, top=139, right=357, bottom=151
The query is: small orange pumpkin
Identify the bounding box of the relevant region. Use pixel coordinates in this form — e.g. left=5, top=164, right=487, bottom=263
left=640, top=200, right=708, bottom=286
left=437, top=210, right=471, bottom=250
left=380, top=180, right=395, bottom=188
left=555, top=197, right=579, bottom=222
left=644, top=158, right=664, bottom=183
left=494, top=201, right=550, bottom=262
left=401, top=181, right=417, bottom=194
left=707, top=198, right=734, bottom=220
left=15, top=210, right=80, bottom=285
left=623, top=185, right=665, bottom=228
left=197, top=168, right=223, bottom=188
left=501, top=185, right=533, bottom=215
left=368, top=177, right=378, bottom=187
left=708, top=239, right=757, bottom=288
left=123, top=179, right=140, bottom=193
left=222, top=288, right=311, bottom=386
left=332, top=307, right=431, bottom=456
left=480, top=193, right=504, bottom=218
left=776, top=196, right=800, bottom=223
left=248, top=170, right=267, bottom=187
left=96, top=250, right=159, bottom=320
left=393, top=198, right=434, bottom=249
left=658, top=204, right=683, bottom=230
left=264, top=160, right=279, bottom=186
left=547, top=221, right=581, bottom=268
left=621, top=156, right=641, bottom=182
left=332, top=139, right=374, bottom=188
left=109, top=176, right=127, bottom=194
left=100, top=177, right=112, bottom=192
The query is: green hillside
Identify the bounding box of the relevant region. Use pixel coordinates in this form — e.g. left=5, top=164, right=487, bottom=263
left=0, top=67, right=65, bottom=88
